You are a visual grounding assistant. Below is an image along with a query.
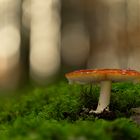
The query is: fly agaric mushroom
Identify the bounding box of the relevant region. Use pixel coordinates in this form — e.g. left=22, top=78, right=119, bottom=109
left=65, top=69, right=140, bottom=114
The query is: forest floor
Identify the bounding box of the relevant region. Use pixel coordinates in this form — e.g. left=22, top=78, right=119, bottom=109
left=0, top=78, right=140, bottom=140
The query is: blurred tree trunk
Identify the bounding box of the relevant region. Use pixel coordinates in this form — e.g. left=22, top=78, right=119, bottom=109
left=87, top=0, right=128, bottom=69
left=61, top=0, right=90, bottom=68
left=0, top=0, right=21, bottom=90
left=30, top=0, right=61, bottom=83
left=87, top=0, right=140, bottom=71
left=20, top=0, right=31, bottom=84
left=127, top=0, right=140, bottom=71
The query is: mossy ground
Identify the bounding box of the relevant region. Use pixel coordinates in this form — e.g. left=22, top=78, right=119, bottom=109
left=0, top=79, right=140, bottom=139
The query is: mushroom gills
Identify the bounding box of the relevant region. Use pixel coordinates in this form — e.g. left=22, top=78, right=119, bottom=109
left=68, top=79, right=88, bottom=85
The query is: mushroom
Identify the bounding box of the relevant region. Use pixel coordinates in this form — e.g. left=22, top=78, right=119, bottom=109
left=65, top=69, right=140, bottom=114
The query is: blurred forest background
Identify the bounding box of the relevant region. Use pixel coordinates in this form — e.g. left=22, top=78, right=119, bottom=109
left=0, top=0, right=140, bottom=89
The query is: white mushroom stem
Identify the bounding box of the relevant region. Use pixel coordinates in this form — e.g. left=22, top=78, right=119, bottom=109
left=90, top=80, right=112, bottom=114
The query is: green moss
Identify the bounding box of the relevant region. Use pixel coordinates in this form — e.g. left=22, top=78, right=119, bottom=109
left=0, top=81, right=139, bottom=139
left=0, top=117, right=139, bottom=140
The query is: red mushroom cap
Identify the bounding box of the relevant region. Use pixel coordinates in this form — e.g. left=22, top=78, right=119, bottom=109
left=65, top=69, right=140, bottom=84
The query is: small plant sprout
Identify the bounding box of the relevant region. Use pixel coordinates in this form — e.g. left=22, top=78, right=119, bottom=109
left=65, top=69, right=140, bottom=114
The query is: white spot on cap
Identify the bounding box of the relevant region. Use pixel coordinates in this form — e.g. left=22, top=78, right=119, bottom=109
left=122, top=70, right=127, bottom=75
